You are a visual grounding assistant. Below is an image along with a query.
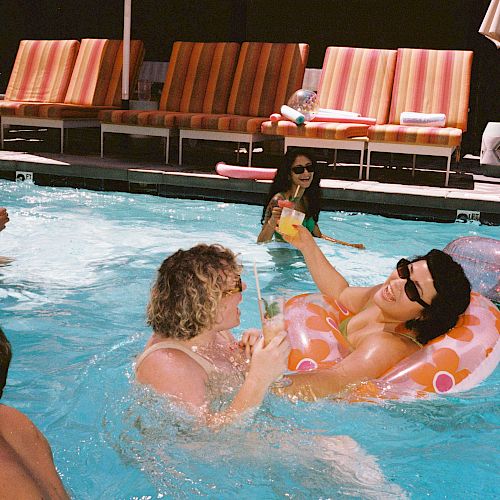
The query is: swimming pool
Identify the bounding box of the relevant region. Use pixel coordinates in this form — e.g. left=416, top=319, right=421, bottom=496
left=0, top=179, right=498, bottom=498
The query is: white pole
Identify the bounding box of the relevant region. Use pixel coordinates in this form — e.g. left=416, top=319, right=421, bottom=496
left=122, top=0, right=132, bottom=102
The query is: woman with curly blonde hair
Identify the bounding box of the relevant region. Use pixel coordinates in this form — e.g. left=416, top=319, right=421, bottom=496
left=136, top=244, right=290, bottom=425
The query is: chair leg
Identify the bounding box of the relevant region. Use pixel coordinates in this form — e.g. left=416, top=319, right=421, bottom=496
left=60, top=127, right=64, bottom=154
left=165, top=135, right=169, bottom=164
left=445, top=154, right=451, bottom=187
left=366, top=149, right=372, bottom=180
left=248, top=139, right=253, bottom=166
left=411, top=154, right=416, bottom=178
left=0, top=121, right=4, bottom=149
left=358, top=146, right=365, bottom=180
left=179, top=136, right=183, bottom=165
left=100, top=129, right=104, bottom=157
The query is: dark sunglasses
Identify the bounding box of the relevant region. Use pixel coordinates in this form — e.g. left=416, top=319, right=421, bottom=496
left=396, top=259, right=430, bottom=308
left=291, top=163, right=315, bottom=175
left=223, top=276, right=243, bottom=296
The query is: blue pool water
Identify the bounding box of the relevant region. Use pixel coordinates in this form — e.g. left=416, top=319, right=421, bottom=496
left=0, top=179, right=498, bottom=499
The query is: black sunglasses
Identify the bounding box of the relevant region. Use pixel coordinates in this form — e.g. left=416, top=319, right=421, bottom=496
left=223, top=276, right=243, bottom=296
left=396, top=259, right=430, bottom=308
left=291, top=163, right=315, bottom=175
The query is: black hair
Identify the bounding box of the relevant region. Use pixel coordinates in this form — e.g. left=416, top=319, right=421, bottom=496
left=260, top=148, right=322, bottom=224
left=406, top=249, right=471, bottom=344
left=0, top=327, right=12, bottom=399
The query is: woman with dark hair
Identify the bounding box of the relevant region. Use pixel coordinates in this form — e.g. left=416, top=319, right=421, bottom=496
left=274, top=226, right=471, bottom=400
left=257, top=149, right=323, bottom=243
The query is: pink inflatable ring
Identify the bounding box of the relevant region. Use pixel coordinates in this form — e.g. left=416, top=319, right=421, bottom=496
left=284, top=292, right=500, bottom=400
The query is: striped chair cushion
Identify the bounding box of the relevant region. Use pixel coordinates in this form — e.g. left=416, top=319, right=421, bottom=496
left=64, top=39, right=144, bottom=106
left=0, top=101, right=27, bottom=116
left=261, top=120, right=369, bottom=140
left=388, top=48, right=473, bottom=130
left=16, top=103, right=117, bottom=119
left=98, top=109, right=177, bottom=128
left=159, top=42, right=240, bottom=114
left=227, top=42, right=309, bottom=117
left=5, top=40, right=80, bottom=103
left=367, top=124, right=462, bottom=147
left=318, top=47, right=397, bottom=124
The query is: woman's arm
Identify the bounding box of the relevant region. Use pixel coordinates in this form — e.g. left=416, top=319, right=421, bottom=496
left=257, top=195, right=284, bottom=243
left=274, top=332, right=419, bottom=401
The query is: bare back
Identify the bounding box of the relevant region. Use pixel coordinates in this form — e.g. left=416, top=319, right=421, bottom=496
left=0, top=405, right=69, bottom=499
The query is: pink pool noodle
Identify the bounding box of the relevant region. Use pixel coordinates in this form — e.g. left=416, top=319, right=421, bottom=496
left=270, top=113, right=282, bottom=122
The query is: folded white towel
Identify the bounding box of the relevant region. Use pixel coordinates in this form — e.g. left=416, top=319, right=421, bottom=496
left=400, top=112, right=446, bottom=127
left=319, top=108, right=361, bottom=118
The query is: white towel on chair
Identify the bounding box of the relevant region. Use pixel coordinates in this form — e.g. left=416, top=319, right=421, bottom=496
left=400, top=112, right=446, bottom=127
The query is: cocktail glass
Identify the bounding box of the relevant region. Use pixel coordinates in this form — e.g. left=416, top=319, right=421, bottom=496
left=278, top=207, right=305, bottom=237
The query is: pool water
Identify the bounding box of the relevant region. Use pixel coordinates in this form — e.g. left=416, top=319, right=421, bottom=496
left=0, top=180, right=498, bottom=499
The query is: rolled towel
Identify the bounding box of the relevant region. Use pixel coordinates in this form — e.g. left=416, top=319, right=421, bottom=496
left=280, top=105, right=305, bottom=125
left=270, top=113, right=282, bottom=122
left=400, top=112, right=446, bottom=127
left=319, top=108, right=361, bottom=118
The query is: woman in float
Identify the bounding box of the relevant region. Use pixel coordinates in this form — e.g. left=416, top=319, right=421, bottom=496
left=257, top=149, right=323, bottom=243
left=135, top=244, right=290, bottom=425
left=276, top=225, right=471, bottom=400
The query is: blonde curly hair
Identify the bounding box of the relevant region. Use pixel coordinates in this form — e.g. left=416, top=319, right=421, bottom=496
left=147, top=244, right=242, bottom=340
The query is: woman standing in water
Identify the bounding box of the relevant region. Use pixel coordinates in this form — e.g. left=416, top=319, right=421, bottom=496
left=257, top=149, right=322, bottom=243
left=135, top=244, right=290, bottom=425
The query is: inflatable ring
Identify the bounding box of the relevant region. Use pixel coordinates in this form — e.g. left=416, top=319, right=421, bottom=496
left=284, top=292, right=500, bottom=400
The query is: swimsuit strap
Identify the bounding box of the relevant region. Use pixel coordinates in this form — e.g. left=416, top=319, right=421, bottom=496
left=395, top=332, right=424, bottom=348
left=135, top=340, right=216, bottom=375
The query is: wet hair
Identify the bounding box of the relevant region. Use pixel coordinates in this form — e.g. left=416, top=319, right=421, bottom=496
left=146, top=244, right=242, bottom=340
left=260, top=148, right=322, bottom=224
left=406, top=249, right=471, bottom=344
left=0, top=326, right=12, bottom=399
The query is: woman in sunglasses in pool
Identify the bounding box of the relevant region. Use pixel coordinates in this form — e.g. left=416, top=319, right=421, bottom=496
left=135, top=243, right=290, bottom=424
left=257, top=148, right=323, bottom=243
left=275, top=226, right=471, bottom=400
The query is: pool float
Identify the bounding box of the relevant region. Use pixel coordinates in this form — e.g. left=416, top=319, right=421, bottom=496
left=215, top=162, right=276, bottom=180
left=444, top=236, right=500, bottom=304
left=284, top=292, right=500, bottom=400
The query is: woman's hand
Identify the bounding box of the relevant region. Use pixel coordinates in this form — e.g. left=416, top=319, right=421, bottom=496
left=268, top=205, right=283, bottom=228
left=239, top=328, right=262, bottom=357
left=247, top=331, right=291, bottom=387
left=277, top=224, right=315, bottom=252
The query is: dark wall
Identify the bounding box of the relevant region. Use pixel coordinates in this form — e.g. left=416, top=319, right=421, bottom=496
left=1, top=0, right=498, bottom=154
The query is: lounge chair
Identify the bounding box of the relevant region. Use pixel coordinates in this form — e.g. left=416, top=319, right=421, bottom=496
left=177, top=42, right=309, bottom=166
left=366, top=48, right=474, bottom=186
left=1, top=39, right=144, bottom=153
left=261, top=46, right=397, bottom=179
left=0, top=39, right=80, bottom=145
left=100, top=41, right=240, bottom=164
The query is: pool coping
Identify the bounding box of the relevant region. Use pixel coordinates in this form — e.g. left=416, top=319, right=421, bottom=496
left=0, top=150, right=499, bottom=224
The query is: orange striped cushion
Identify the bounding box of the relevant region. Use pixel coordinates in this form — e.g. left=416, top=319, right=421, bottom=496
left=64, top=39, right=144, bottom=106
left=16, top=103, right=116, bottom=119
left=318, top=47, right=397, bottom=124
left=367, top=124, right=462, bottom=147
left=388, top=49, right=473, bottom=130
left=159, top=42, right=239, bottom=114
left=227, top=42, right=309, bottom=117
left=261, top=120, right=369, bottom=140
left=5, top=40, right=79, bottom=102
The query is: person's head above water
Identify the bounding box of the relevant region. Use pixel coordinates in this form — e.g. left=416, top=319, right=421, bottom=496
left=147, top=244, right=243, bottom=340
left=261, top=148, right=322, bottom=224
left=0, top=326, right=12, bottom=399
left=379, top=249, right=471, bottom=344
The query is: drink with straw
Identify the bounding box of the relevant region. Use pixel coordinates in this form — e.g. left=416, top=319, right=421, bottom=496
left=278, top=207, right=305, bottom=237
left=261, top=296, right=286, bottom=346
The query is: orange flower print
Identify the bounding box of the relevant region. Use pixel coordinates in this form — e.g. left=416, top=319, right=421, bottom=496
left=445, top=314, right=480, bottom=342
left=288, top=338, right=337, bottom=371
left=304, top=303, right=351, bottom=354
left=409, top=348, right=470, bottom=394
left=488, top=306, right=500, bottom=333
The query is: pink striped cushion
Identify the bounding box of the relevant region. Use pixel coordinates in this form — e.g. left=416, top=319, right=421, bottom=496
left=367, top=124, right=462, bottom=147
left=5, top=40, right=79, bottom=103
left=388, top=49, right=473, bottom=130
left=261, top=120, right=369, bottom=140
left=227, top=42, right=309, bottom=117
left=318, top=47, right=397, bottom=124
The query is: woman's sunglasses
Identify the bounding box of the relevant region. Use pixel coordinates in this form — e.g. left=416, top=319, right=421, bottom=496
left=223, top=276, right=243, bottom=296
left=291, top=163, right=315, bottom=175
left=396, top=259, right=430, bottom=308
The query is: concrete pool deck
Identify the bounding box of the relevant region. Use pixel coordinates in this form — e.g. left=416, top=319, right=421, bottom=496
left=0, top=148, right=499, bottom=225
